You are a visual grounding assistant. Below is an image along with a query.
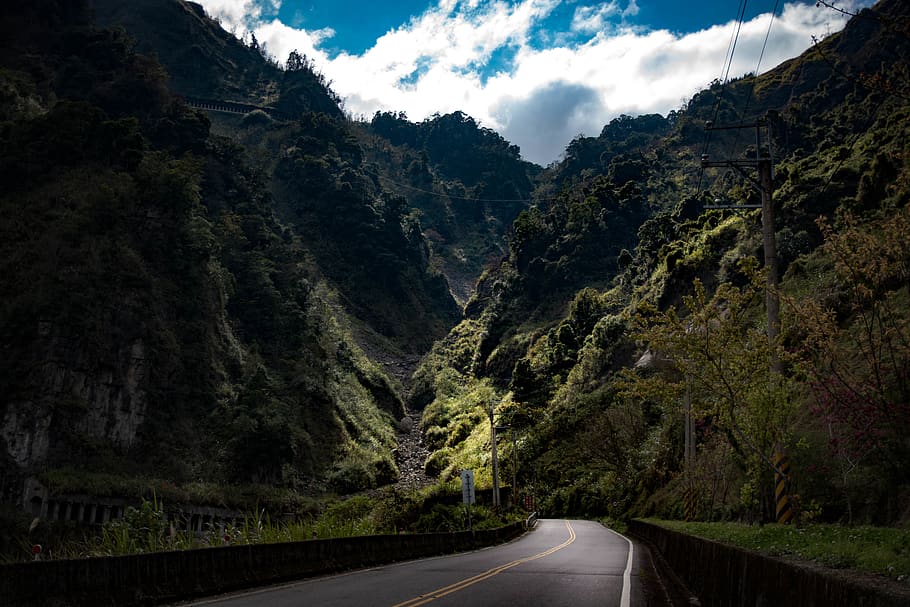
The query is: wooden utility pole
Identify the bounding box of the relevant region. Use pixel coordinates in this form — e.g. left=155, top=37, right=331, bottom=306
left=701, top=117, right=790, bottom=523
left=684, top=376, right=696, bottom=521
left=489, top=409, right=500, bottom=509
left=759, top=155, right=782, bottom=373
left=701, top=118, right=779, bottom=357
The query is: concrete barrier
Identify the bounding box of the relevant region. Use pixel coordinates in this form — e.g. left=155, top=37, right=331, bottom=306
left=629, top=519, right=910, bottom=607
left=0, top=522, right=524, bottom=606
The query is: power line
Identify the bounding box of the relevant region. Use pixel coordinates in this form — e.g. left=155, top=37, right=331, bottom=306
left=746, top=0, right=783, bottom=115
left=732, top=0, right=783, bottom=159
left=696, top=0, right=750, bottom=197
left=361, top=167, right=559, bottom=204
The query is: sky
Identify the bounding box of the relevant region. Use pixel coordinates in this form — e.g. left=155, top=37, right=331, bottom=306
left=195, top=0, right=873, bottom=165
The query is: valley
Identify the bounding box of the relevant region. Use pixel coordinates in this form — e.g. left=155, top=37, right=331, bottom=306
left=0, top=0, right=908, bottom=583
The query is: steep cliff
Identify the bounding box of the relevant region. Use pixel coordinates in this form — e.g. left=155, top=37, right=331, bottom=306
left=0, top=0, right=401, bottom=497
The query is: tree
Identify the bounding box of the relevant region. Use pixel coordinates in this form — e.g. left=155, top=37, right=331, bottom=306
left=629, top=276, right=798, bottom=520
left=286, top=49, right=306, bottom=72
left=786, top=208, right=910, bottom=521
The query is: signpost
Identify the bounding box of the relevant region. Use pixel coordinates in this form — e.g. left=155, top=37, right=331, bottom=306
left=461, top=470, right=475, bottom=530
left=461, top=469, right=475, bottom=504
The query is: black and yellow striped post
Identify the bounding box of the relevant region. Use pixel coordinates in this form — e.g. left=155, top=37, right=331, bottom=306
left=684, top=485, right=696, bottom=521
left=774, top=451, right=793, bottom=524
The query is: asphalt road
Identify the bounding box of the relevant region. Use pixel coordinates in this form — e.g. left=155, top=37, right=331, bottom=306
left=178, top=519, right=669, bottom=607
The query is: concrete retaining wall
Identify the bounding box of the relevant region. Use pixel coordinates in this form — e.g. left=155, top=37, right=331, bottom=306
left=629, top=520, right=910, bottom=607
left=1, top=522, right=524, bottom=606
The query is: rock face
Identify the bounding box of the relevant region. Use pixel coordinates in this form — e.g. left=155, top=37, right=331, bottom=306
left=1, top=330, right=148, bottom=468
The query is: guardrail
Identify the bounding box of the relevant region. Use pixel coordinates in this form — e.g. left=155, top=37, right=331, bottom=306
left=629, top=520, right=910, bottom=607
left=1, top=522, right=525, bottom=607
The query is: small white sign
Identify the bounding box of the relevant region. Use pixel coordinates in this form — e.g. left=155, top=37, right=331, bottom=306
left=461, top=470, right=475, bottom=505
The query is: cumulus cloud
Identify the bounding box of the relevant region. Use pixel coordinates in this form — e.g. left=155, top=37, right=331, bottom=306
left=571, top=1, right=639, bottom=34
left=199, top=0, right=282, bottom=32
left=571, top=3, right=621, bottom=34
left=494, top=81, right=602, bottom=164
left=255, top=19, right=332, bottom=64
left=195, top=0, right=872, bottom=165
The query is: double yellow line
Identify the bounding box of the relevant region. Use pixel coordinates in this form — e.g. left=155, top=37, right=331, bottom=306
left=392, top=521, right=577, bottom=607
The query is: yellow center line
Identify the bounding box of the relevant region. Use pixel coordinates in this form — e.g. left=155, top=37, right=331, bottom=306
left=391, top=521, right=577, bottom=607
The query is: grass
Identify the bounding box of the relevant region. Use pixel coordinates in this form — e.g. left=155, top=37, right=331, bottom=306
left=20, top=495, right=382, bottom=561
left=645, top=519, right=910, bottom=583
left=37, top=469, right=324, bottom=514
left=11, top=489, right=523, bottom=562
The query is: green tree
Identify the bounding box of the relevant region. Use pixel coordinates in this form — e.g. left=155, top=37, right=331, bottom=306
left=629, top=277, right=798, bottom=520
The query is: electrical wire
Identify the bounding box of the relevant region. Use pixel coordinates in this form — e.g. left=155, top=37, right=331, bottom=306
left=696, top=0, right=750, bottom=197
left=360, top=166, right=560, bottom=204
left=742, top=0, right=782, bottom=120
left=727, top=0, right=782, bottom=161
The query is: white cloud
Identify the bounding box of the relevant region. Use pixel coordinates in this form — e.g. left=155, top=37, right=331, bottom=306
left=197, top=0, right=282, bottom=32
left=623, top=0, right=639, bottom=19
left=571, top=2, right=621, bottom=34
left=195, top=0, right=873, bottom=165
left=570, top=1, right=638, bottom=34
left=255, top=19, right=331, bottom=66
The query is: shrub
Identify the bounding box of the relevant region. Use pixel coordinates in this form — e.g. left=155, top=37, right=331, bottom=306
left=240, top=109, right=273, bottom=127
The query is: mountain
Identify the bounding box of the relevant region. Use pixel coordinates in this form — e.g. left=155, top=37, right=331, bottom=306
left=90, top=0, right=342, bottom=117
left=357, top=110, right=541, bottom=304
left=413, top=0, right=910, bottom=524
left=0, top=0, right=412, bottom=504
left=1, top=0, right=907, bottom=535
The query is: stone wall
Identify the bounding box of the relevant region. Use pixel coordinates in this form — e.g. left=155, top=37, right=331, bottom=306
left=629, top=520, right=910, bottom=607
left=1, top=522, right=525, bottom=606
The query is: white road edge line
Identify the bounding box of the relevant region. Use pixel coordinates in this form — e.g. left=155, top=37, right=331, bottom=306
left=603, top=526, right=634, bottom=607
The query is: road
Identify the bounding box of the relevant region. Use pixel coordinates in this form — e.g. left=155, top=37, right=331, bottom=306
left=178, top=519, right=668, bottom=607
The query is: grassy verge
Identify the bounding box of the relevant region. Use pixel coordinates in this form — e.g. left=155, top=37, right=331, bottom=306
left=6, top=488, right=524, bottom=562
left=644, top=519, right=910, bottom=583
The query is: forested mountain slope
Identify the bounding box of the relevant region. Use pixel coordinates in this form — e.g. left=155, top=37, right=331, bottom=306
left=356, top=110, right=540, bottom=304
left=91, top=0, right=343, bottom=117
left=88, top=0, right=464, bottom=359
left=414, top=0, right=910, bottom=525
left=2, top=0, right=907, bottom=536
left=0, top=0, right=407, bottom=501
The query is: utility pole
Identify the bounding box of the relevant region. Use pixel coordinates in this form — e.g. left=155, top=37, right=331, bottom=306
left=700, top=117, right=779, bottom=358
left=510, top=430, right=517, bottom=495
left=496, top=424, right=516, bottom=506
left=489, top=408, right=500, bottom=509
left=759, top=154, right=781, bottom=373
left=701, top=117, right=791, bottom=524
left=684, top=376, right=695, bottom=521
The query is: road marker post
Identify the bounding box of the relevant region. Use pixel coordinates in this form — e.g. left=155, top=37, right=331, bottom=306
left=774, top=451, right=793, bottom=524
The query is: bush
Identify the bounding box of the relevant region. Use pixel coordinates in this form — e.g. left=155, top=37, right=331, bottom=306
left=328, top=459, right=374, bottom=494
left=424, top=448, right=452, bottom=477
left=240, top=109, right=273, bottom=127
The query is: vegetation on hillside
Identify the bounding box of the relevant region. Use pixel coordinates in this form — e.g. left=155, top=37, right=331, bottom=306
left=2, top=0, right=909, bottom=569
left=91, top=0, right=344, bottom=116
left=0, top=0, right=403, bottom=500
left=354, top=110, right=540, bottom=304
left=413, top=0, right=910, bottom=528
left=649, top=519, right=910, bottom=582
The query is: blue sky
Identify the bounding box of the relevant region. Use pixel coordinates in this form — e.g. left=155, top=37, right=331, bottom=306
left=197, top=0, right=871, bottom=164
